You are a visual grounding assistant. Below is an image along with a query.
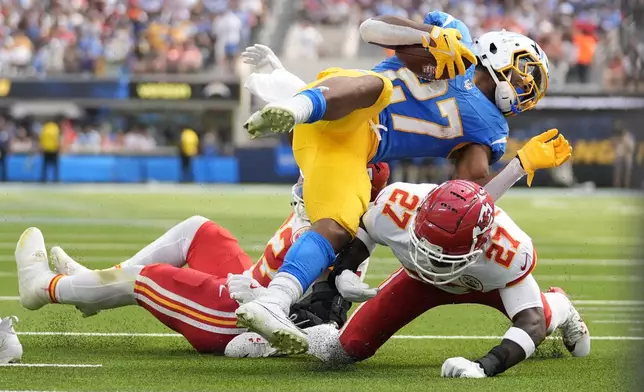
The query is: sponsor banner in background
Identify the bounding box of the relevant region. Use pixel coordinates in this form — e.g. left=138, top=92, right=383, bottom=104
left=128, top=81, right=240, bottom=101
left=275, top=145, right=299, bottom=177
left=503, top=110, right=644, bottom=187
left=0, top=79, right=127, bottom=99
left=0, top=79, right=240, bottom=102
left=266, top=109, right=644, bottom=188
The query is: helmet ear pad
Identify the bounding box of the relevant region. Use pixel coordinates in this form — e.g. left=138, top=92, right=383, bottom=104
left=494, top=80, right=518, bottom=116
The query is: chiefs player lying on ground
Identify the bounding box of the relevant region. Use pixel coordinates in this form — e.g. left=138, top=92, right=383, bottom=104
left=302, top=180, right=590, bottom=378
left=12, top=164, right=390, bottom=357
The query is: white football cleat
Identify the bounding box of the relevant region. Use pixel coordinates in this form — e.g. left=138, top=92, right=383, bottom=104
left=243, top=105, right=295, bottom=139
left=15, top=228, right=56, bottom=310
left=0, top=316, right=23, bottom=364
left=51, top=246, right=91, bottom=276
left=235, top=300, right=308, bottom=355
left=224, top=332, right=282, bottom=358
left=548, top=287, right=591, bottom=357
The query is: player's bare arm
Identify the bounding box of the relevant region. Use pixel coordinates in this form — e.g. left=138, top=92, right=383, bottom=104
left=452, top=128, right=572, bottom=201
left=359, top=16, right=434, bottom=47
left=474, top=307, right=546, bottom=376
left=360, top=15, right=477, bottom=79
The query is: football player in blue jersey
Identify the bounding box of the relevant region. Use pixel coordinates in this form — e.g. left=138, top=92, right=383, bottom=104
left=235, top=12, right=572, bottom=355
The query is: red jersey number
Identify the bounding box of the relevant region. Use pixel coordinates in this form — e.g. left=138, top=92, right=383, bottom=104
left=381, top=189, right=421, bottom=230
left=485, top=226, right=521, bottom=268
left=252, top=214, right=294, bottom=286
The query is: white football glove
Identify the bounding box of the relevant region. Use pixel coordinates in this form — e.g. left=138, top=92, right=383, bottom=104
left=441, top=357, right=486, bottom=379
left=242, top=44, right=306, bottom=103
left=335, top=270, right=379, bottom=303
left=226, top=272, right=267, bottom=305
left=241, top=44, right=284, bottom=74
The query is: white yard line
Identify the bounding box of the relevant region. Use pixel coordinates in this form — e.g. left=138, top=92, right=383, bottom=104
left=0, top=364, right=101, bottom=368
left=365, top=274, right=642, bottom=282
left=13, top=331, right=644, bottom=341
left=372, top=258, right=641, bottom=266
left=1, top=254, right=635, bottom=265
left=0, top=390, right=63, bottom=392
left=0, top=243, right=143, bottom=250
left=578, top=307, right=644, bottom=312
left=591, top=320, right=644, bottom=324
left=1, top=297, right=640, bottom=306
left=574, top=300, right=644, bottom=305
left=392, top=335, right=644, bottom=341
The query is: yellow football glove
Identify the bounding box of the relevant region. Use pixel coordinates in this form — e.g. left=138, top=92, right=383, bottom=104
left=517, top=129, right=573, bottom=186
left=421, top=27, right=478, bottom=80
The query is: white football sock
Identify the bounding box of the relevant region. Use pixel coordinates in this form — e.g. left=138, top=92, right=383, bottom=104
left=259, top=273, right=303, bottom=313
left=269, top=94, right=314, bottom=124
left=54, top=266, right=143, bottom=310
left=118, top=216, right=208, bottom=268
left=543, top=292, right=572, bottom=335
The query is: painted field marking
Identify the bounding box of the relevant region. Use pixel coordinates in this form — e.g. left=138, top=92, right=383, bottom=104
left=0, top=363, right=102, bottom=368
left=591, top=320, right=644, bottom=325
left=0, top=390, right=63, bottom=392
left=14, top=331, right=644, bottom=341
left=2, top=297, right=641, bottom=307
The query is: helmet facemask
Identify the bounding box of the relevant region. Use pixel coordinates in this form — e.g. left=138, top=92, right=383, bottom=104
left=407, top=219, right=483, bottom=286
left=291, top=179, right=309, bottom=221
left=483, top=50, right=548, bottom=116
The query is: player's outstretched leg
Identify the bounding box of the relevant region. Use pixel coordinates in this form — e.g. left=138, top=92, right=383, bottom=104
left=15, top=227, right=141, bottom=313
left=15, top=227, right=59, bottom=310
left=244, top=69, right=389, bottom=138
left=114, top=215, right=209, bottom=270
left=51, top=246, right=91, bottom=276
left=544, top=287, right=591, bottom=357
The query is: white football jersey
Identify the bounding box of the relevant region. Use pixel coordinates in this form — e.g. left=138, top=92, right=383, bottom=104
left=362, top=182, right=536, bottom=295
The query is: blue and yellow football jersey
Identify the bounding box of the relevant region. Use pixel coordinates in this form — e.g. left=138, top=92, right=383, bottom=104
left=369, top=11, right=509, bottom=164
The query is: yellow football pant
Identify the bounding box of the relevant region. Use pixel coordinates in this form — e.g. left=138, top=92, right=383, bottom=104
left=292, top=68, right=393, bottom=236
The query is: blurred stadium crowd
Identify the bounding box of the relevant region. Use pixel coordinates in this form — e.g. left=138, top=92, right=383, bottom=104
left=0, top=0, right=265, bottom=75
left=293, top=0, right=642, bottom=89
left=0, top=0, right=642, bottom=186
left=0, top=0, right=640, bottom=88
left=0, top=115, right=228, bottom=155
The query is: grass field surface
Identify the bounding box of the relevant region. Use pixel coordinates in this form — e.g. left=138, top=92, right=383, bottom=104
left=0, top=184, right=641, bottom=392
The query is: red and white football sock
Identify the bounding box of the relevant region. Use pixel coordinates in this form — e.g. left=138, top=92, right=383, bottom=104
left=543, top=291, right=572, bottom=335
left=116, top=216, right=208, bottom=269
left=50, top=266, right=143, bottom=310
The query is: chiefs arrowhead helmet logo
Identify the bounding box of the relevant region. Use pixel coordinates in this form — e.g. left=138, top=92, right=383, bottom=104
left=474, top=201, right=494, bottom=237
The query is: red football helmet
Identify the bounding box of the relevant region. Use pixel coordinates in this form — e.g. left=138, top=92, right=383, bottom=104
left=367, top=162, right=390, bottom=202
left=292, top=163, right=390, bottom=220
left=408, top=180, right=495, bottom=285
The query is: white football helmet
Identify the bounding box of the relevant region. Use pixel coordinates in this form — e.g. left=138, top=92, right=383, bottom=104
left=472, top=30, right=549, bottom=116
left=291, top=177, right=309, bottom=221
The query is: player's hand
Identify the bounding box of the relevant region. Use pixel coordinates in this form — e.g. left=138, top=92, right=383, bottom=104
left=517, top=128, right=573, bottom=186
left=441, top=357, right=487, bottom=378
left=422, top=27, right=477, bottom=79
left=226, top=272, right=267, bottom=305
left=335, top=270, right=379, bottom=303
left=241, top=44, right=284, bottom=74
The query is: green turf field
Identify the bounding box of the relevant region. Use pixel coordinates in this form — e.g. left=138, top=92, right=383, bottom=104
left=0, top=185, right=641, bottom=392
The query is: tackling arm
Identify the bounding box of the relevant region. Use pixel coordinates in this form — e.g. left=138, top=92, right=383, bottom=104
left=452, top=129, right=572, bottom=201
left=475, top=275, right=546, bottom=376
left=441, top=275, right=546, bottom=378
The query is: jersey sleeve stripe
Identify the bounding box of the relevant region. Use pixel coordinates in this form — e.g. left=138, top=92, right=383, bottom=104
left=506, top=245, right=537, bottom=287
